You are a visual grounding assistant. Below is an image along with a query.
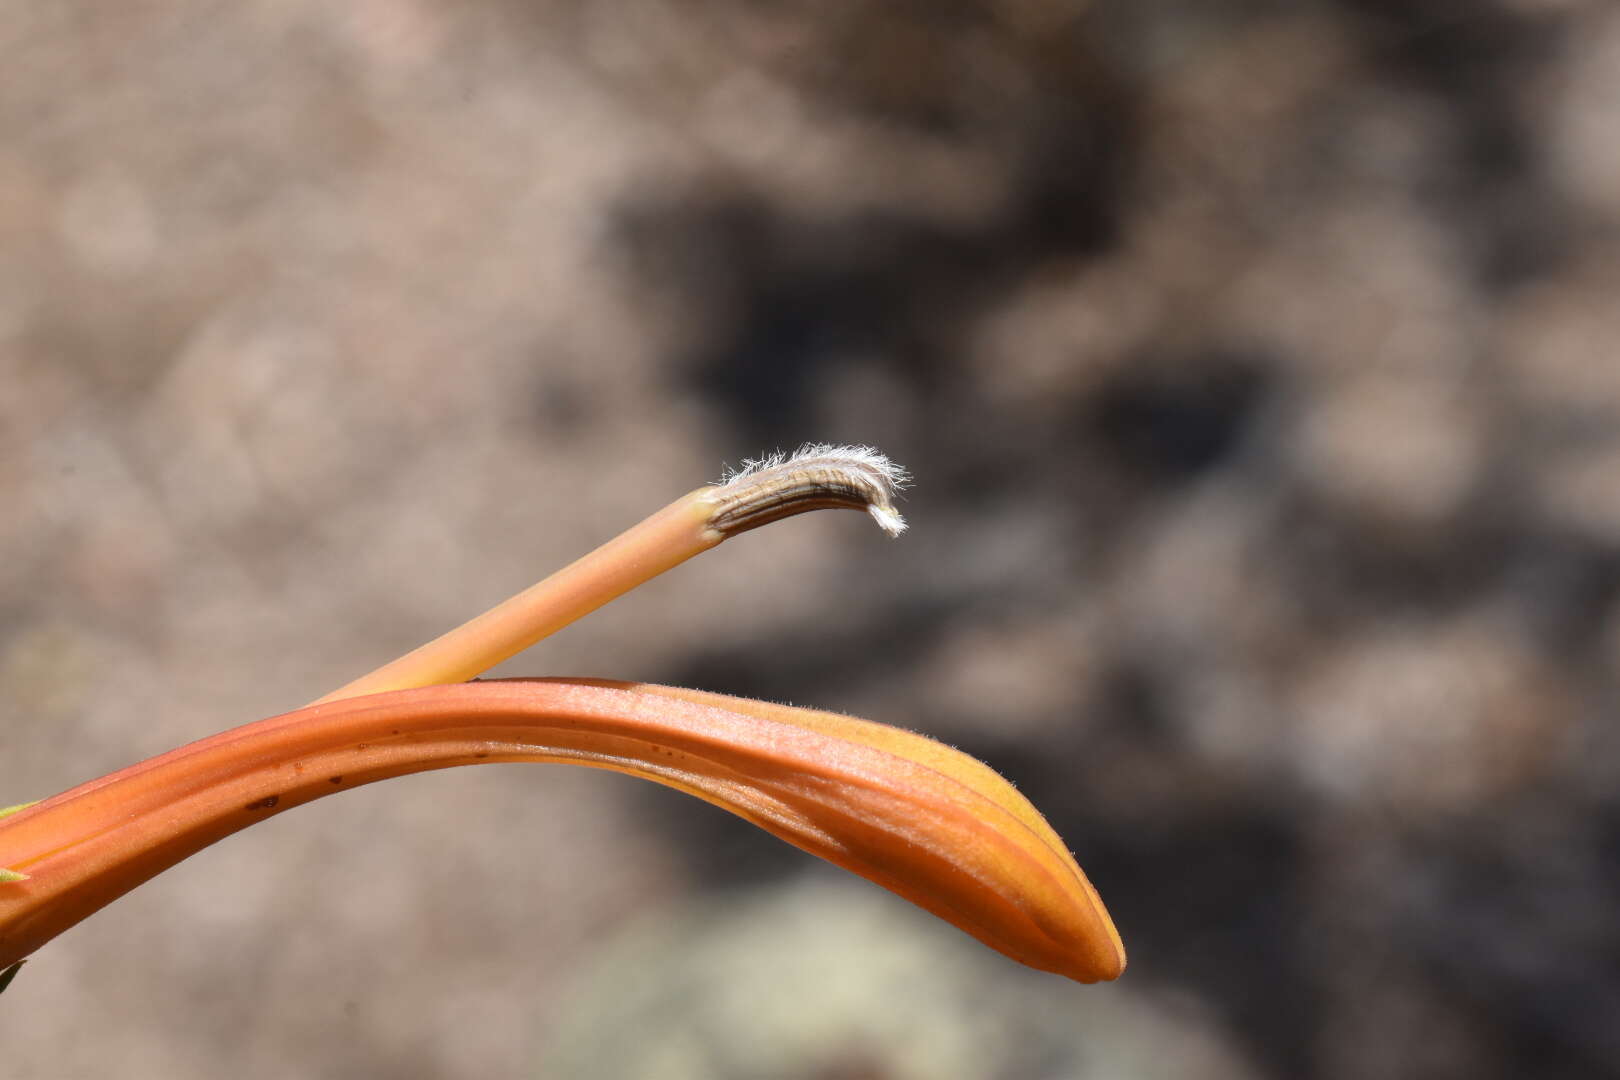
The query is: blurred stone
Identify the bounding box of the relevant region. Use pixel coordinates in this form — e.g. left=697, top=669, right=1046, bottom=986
left=1290, top=612, right=1571, bottom=815
left=1549, top=6, right=1620, bottom=220
left=1293, top=368, right=1486, bottom=530
left=541, top=875, right=1260, bottom=1080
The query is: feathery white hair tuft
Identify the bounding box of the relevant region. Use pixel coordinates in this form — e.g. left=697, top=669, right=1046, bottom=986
left=707, top=443, right=910, bottom=538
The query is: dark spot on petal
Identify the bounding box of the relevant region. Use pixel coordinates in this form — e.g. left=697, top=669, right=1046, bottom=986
left=473, top=752, right=490, bottom=759
left=244, top=795, right=280, bottom=811
left=328, top=776, right=344, bottom=785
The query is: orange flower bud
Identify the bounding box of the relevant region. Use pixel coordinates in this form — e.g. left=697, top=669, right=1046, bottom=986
left=0, top=679, right=1123, bottom=983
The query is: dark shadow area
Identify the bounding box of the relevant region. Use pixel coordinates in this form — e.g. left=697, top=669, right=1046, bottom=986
left=612, top=3, right=1620, bottom=1077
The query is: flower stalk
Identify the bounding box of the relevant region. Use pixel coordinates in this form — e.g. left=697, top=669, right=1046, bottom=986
left=0, top=446, right=1124, bottom=990
left=316, top=444, right=908, bottom=705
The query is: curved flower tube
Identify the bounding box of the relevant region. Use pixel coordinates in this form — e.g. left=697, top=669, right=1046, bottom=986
left=0, top=446, right=1126, bottom=994
left=0, top=679, right=1124, bottom=983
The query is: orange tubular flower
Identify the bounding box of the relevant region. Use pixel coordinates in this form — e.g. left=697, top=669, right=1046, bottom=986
left=0, top=447, right=1124, bottom=991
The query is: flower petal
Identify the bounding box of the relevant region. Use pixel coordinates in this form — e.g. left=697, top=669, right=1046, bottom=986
left=0, top=680, right=1122, bottom=982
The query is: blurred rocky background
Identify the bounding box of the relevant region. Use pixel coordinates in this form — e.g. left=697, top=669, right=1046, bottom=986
left=3, top=1, right=1619, bottom=1077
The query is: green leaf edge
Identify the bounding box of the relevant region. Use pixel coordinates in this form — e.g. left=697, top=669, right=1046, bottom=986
left=1, top=802, right=36, bottom=883
left=0, top=791, right=25, bottom=969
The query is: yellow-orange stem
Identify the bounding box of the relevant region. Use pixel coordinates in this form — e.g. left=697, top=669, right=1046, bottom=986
left=314, top=494, right=720, bottom=704
left=314, top=445, right=908, bottom=705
